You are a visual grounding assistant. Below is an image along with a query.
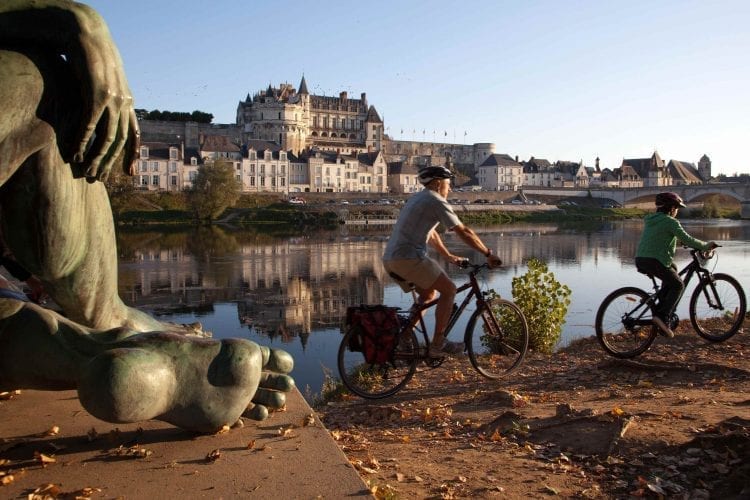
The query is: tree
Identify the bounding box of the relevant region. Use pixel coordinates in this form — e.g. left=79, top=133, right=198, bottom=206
left=187, top=159, right=241, bottom=222
left=134, top=108, right=214, bottom=123
left=104, top=151, right=137, bottom=219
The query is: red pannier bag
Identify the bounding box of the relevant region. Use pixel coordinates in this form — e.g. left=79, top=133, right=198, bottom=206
left=345, top=305, right=401, bottom=364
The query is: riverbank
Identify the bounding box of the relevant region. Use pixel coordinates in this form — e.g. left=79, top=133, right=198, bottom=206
left=110, top=192, right=740, bottom=228
left=318, top=318, right=750, bottom=498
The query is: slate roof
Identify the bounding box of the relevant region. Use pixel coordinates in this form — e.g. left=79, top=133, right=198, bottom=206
left=622, top=151, right=665, bottom=178
left=200, top=135, right=241, bottom=153
left=479, top=154, right=521, bottom=168
left=387, top=162, right=419, bottom=175
left=524, top=157, right=553, bottom=172
left=140, top=142, right=179, bottom=160
left=365, top=106, right=382, bottom=123
left=668, top=160, right=703, bottom=183
left=357, top=151, right=382, bottom=166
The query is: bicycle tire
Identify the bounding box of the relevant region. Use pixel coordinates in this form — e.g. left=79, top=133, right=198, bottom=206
left=690, top=273, right=746, bottom=342
left=467, top=298, right=528, bottom=379
left=595, top=287, right=657, bottom=358
left=337, top=326, right=419, bottom=399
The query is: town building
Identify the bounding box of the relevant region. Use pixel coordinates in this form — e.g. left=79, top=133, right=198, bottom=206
left=134, top=77, right=714, bottom=194
left=477, top=154, right=523, bottom=191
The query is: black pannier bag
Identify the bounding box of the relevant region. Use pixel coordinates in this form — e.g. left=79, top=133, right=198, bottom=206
left=345, top=305, right=401, bottom=363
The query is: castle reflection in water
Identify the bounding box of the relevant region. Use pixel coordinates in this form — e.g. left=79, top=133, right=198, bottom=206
left=116, top=221, right=749, bottom=343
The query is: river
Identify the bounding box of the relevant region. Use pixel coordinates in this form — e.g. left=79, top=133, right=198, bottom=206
left=116, top=219, right=750, bottom=401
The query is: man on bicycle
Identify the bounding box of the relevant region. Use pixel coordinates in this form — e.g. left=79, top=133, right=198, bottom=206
left=635, top=192, right=718, bottom=338
left=383, top=165, right=503, bottom=358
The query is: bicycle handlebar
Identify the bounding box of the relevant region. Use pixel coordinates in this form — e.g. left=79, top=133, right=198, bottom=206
left=456, top=260, right=500, bottom=272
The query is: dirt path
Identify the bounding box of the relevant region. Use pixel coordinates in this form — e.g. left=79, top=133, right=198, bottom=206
left=319, top=321, right=750, bottom=498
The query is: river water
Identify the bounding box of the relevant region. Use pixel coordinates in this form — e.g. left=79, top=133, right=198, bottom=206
left=116, top=219, right=750, bottom=401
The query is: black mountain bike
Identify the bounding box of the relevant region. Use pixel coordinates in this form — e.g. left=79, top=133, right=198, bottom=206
left=338, top=262, right=529, bottom=399
left=595, top=247, right=746, bottom=358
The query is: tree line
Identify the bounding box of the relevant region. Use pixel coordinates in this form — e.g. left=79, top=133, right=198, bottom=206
left=135, top=109, right=214, bottom=124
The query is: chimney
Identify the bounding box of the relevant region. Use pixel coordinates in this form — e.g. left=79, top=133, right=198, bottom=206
left=515, top=155, right=519, bottom=162
left=340, top=91, right=347, bottom=101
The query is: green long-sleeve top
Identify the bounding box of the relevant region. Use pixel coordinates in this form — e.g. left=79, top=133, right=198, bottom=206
left=635, top=212, right=711, bottom=267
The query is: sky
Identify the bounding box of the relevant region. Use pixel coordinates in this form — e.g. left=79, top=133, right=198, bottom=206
left=88, top=0, right=749, bottom=176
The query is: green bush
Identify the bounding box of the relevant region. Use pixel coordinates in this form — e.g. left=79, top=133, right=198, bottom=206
left=508, top=258, right=571, bottom=353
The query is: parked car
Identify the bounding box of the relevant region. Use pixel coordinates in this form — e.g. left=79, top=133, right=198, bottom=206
left=288, top=197, right=306, bottom=205
left=510, top=199, right=523, bottom=205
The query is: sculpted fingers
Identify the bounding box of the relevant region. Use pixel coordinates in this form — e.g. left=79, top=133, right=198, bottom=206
left=259, top=346, right=294, bottom=374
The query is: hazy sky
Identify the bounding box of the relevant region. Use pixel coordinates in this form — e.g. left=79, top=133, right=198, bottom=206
left=88, top=0, right=749, bottom=175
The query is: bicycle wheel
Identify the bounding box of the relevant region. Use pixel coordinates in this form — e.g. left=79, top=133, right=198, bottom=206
left=690, top=273, right=746, bottom=342
left=595, top=287, right=657, bottom=358
left=467, top=298, right=528, bottom=379
left=337, top=326, right=419, bottom=399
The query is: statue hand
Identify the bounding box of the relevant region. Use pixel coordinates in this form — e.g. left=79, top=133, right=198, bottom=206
left=66, top=3, right=139, bottom=181
left=243, top=346, right=295, bottom=421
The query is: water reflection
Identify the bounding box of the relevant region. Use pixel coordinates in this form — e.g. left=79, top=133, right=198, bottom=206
left=117, top=220, right=750, bottom=398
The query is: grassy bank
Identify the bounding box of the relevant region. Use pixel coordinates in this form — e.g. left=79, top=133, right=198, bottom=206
left=111, top=192, right=741, bottom=228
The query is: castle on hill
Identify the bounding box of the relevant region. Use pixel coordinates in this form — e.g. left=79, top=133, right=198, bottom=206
left=235, top=76, right=495, bottom=173
left=136, top=76, right=711, bottom=194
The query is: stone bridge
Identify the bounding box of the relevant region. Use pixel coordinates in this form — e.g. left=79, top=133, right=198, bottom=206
left=522, top=183, right=750, bottom=218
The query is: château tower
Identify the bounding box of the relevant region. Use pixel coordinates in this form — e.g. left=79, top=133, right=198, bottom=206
left=698, top=154, right=712, bottom=181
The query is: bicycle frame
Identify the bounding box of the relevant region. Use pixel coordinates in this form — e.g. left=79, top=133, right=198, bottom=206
left=648, top=249, right=722, bottom=311
left=631, top=249, right=719, bottom=328
left=402, top=264, right=492, bottom=348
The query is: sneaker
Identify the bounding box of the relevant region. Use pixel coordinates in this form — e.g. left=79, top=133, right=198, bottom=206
left=652, top=316, right=675, bottom=338
left=428, top=340, right=465, bottom=358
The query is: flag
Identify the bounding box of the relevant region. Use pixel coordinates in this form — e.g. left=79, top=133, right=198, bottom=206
left=444, top=131, right=447, bottom=137
left=464, top=131, right=467, bottom=136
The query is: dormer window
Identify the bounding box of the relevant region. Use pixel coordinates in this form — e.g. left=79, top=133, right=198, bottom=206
left=140, top=146, right=149, bottom=159
left=280, top=152, right=287, bottom=161
left=190, top=157, right=197, bottom=166
left=264, top=151, right=271, bottom=160
left=249, top=151, right=257, bottom=160
left=169, top=147, right=178, bottom=160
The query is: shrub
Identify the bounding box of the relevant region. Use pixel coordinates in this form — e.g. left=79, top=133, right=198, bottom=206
left=509, top=258, right=571, bottom=353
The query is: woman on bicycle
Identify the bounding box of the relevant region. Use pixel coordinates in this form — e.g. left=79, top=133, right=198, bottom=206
left=635, top=192, right=718, bottom=338
left=382, top=165, right=502, bottom=358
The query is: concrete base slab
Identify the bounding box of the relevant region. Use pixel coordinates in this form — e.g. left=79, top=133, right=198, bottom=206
left=0, top=388, right=368, bottom=499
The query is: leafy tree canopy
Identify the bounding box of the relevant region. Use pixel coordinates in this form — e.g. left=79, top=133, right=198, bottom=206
left=187, top=159, right=241, bottom=222
left=135, top=108, right=214, bottom=124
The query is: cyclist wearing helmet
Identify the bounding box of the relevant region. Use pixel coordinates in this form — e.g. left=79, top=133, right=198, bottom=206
left=635, top=192, right=718, bottom=337
left=383, top=165, right=503, bottom=357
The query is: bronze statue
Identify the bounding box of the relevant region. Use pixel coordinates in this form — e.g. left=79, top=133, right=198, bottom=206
left=0, top=0, right=294, bottom=433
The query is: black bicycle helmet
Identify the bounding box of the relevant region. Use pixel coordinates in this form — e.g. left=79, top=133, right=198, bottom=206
left=655, top=192, right=686, bottom=208
left=418, top=165, right=455, bottom=185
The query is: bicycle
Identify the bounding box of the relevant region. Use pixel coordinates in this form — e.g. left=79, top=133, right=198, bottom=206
left=337, top=261, right=529, bottom=399
left=595, top=247, right=746, bottom=359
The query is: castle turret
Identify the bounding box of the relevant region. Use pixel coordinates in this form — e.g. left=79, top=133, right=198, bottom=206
left=698, top=154, right=712, bottom=182
left=365, top=105, right=383, bottom=151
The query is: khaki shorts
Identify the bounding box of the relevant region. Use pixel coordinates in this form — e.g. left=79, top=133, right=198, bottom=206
left=383, top=257, right=444, bottom=293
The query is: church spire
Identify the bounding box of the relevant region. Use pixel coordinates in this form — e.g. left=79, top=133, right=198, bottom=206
left=298, top=75, right=309, bottom=95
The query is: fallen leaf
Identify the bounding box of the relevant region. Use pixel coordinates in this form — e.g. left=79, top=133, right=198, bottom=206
left=543, top=484, right=560, bottom=495
left=247, top=439, right=256, bottom=450
left=1, top=475, right=14, bottom=486
left=205, top=449, right=221, bottom=462
left=216, top=425, right=231, bottom=435
left=303, top=413, right=316, bottom=427
left=34, top=452, right=56, bottom=465
left=43, top=426, right=60, bottom=437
